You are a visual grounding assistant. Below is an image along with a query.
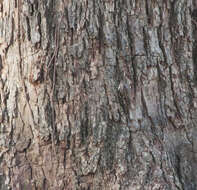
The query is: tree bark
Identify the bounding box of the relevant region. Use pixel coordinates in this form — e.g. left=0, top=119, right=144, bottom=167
left=0, top=0, right=197, bottom=189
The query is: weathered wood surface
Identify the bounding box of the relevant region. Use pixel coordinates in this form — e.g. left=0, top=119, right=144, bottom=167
left=0, top=0, right=197, bottom=189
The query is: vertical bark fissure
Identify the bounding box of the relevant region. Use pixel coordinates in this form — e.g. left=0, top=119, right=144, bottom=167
left=126, top=14, right=137, bottom=98
left=169, top=65, right=182, bottom=120
left=141, top=88, right=157, bottom=137
left=191, top=8, right=197, bottom=84
left=17, top=0, right=34, bottom=137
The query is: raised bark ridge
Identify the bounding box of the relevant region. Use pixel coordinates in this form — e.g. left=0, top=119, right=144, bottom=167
left=0, top=0, right=197, bottom=189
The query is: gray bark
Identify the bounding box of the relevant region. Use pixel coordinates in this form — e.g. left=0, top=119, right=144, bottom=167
left=0, top=0, right=197, bottom=189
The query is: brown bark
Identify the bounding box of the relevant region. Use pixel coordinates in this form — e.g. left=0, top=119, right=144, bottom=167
left=0, top=0, right=197, bottom=189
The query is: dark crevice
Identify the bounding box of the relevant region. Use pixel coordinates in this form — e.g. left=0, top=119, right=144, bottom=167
left=93, top=0, right=95, bottom=15
left=156, top=64, right=168, bottom=128
left=34, top=0, right=38, bottom=11
left=175, top=155, right=185, bottom=189
left=145, top=0, right=152, bottom=26
left=126, top=14, right=137, bottom=97
left=98, top=8, right=104, bottom=54
left=26, top=16, right=31, bottom=41
left=157, top=24, right=168, bottom=66
left=43, top=0, right=54, bottom=50
left=5, top=17, right=15, bottom=54
left=30, top=4, right=34, bottom=16
left=65, top=7, right=70, bottom=31
left=37, top=12, right=42, bottom=45
left=192, top=9, right=197, bottom=85
left=0, top=55, right=2, bottom=73
left=81, top=104, right=89, bottom=144
left=15, top=0, right=17, bottom=8
left=142, top=27, right=150, bottom=61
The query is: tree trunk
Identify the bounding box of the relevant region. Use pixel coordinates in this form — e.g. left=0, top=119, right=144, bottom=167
left=0, top=0, right=197, bottom=189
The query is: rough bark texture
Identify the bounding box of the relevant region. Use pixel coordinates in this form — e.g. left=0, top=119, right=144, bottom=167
left=0, top=0, right=197, bottom=189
